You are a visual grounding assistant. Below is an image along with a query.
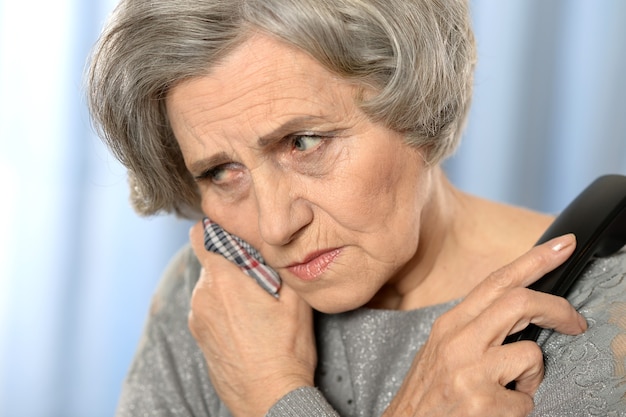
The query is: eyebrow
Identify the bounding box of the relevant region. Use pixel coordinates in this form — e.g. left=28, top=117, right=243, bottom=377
left=189, top=152, right=232, bottom=176
left=257, top=115, right=329, bottom=147
left=188, top=115, right=331, bottom=175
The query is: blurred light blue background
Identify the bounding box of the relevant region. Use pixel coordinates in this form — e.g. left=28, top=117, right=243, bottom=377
left=0, top=1, right=625, bottom=416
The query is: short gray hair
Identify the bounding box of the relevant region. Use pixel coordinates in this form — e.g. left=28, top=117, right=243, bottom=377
left=87, top=0, right=476, bottom=217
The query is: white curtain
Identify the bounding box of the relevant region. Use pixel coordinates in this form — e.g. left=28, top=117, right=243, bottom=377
left=0, top=1, right=193, bottom=416
left=0, top=1, right=624, bottom=416
left=450, top=1, right=626, bottom=212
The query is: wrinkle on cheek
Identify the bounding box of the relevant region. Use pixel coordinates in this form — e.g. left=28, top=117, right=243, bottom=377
left=343, top=158, right=411, bottom=233
left=305, top=221, right=338, bottom=252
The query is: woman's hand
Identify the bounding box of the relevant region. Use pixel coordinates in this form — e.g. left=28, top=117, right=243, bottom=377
left=383, top=234, right=587, bottom=417
left=187, top=222, right=317, bottom=417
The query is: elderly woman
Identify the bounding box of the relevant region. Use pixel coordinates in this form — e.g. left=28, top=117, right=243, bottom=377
left=87, top=0, right=626, bottom=416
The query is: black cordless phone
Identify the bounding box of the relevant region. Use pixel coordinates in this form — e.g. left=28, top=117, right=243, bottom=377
left=504, top=174, right=626, bottom=344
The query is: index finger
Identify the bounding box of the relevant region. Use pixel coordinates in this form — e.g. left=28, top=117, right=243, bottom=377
left=461, top=234, right=577, bottom=318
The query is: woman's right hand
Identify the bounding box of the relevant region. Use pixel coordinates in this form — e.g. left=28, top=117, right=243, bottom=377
left=187, top=222, right=317, bottom=417
left=383, top=234, right=587, bottom=417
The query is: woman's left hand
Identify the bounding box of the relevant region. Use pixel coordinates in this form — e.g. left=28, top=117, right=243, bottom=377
left=381, top=235, right=585, bottom=417
left=187, top=221, right=317, bottom=417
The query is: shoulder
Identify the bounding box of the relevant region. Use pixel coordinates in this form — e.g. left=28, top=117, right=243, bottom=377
left=568, top=248, right=626, bottom=310
left=116, top=245, right=230, bottom=416
left=150, top=243, right=201, bottom=319
left=532, top=250, right=626, bottom=416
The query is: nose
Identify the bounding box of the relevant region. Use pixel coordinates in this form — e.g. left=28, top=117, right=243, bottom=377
left=253, top=169, right=313, bottom=246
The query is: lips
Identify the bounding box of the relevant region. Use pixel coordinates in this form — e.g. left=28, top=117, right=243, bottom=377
left=287, top=248, right=343, bottom=281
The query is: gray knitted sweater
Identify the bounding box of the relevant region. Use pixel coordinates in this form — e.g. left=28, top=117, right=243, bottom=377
left=116, top=246, right=626, bottom=417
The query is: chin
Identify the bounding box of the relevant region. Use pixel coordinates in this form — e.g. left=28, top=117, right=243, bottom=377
left=305, top=289, right=374, bottom=314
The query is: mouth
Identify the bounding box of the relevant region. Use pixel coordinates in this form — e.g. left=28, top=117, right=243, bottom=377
left=286, top=248, right=343, bottom=281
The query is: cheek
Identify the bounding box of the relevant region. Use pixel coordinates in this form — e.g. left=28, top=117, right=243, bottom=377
left=328, top=149, right=424, bottom=230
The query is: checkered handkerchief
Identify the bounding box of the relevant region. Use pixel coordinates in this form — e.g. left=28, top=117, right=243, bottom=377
left=202, top=218, right=281, bottom=298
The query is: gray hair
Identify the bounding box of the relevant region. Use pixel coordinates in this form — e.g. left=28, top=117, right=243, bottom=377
left=87, top=0, right=476, bottom=217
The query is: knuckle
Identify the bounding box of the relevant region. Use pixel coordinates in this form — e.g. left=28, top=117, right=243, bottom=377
left=485, top=246, right=557, bottom=291
left=450, top=369, right=474, bottom=394
left=437, top=337, right=459, bottom=359
left=430, top=325, right=470, bottom=361
left=464, top=395, right=496, bottom=417
left=430, top=312, right=458, bottom=342
left=513, top=395, right=535, bottom=417
left=187, top=310, right=200, bottom=338
left=523, top=341, right=544, bottom=365
left=501, top=287, right=533, bottom=313
left=485, top=266, right=516, bottom=291
left=189, top=273, right=216, bottom=319
left=428, top=321, right=447, bottom=349
left=553, top=295, right=573, bottom=312
left=189, top=283, right=205, bottom=313
left=432, top=312, right=451, bottom=333
left=517, top=340, right=545, bottom=380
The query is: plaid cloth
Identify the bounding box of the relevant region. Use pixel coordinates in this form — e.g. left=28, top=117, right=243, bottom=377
left=203, top=218, right=281, bottom=298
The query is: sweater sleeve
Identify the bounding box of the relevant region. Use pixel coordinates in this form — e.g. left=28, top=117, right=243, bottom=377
left=116, top=245, right=343, bottom=417
left=266, top=387, right=341, bottom=417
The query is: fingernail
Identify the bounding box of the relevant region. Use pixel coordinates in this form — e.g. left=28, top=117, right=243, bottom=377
left=550, top=233, right=576, bottom=252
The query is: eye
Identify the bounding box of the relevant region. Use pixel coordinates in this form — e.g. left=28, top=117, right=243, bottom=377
left=291, top=134, right=324, bottom=152
left=196, top=162, right=246, bottom=186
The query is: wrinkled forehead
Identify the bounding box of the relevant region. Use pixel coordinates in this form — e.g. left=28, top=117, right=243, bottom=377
left=165, top=33, right=365, bottom=145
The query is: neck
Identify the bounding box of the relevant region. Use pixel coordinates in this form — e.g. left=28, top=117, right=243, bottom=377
left=368, top=168, right=554, bottom=310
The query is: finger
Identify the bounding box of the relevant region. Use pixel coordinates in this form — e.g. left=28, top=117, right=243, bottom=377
left=201, top=250, right=274, bottom=299
left=189, top=220, right=207, bottom=260
left=488, top=341, right=545, bottom=397
left=276, top=282, right=313, bottom=315
left=469, top=288, right=586, bottom=347
left=487, top=384, right=535, bottom=417
left=462, top=234, right=576, bottom=317
left=437, top=234, right=577, bottom=333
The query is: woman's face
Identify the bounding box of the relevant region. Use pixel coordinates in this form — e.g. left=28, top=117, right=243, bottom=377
left=167, top=33, right=437, bottom=313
